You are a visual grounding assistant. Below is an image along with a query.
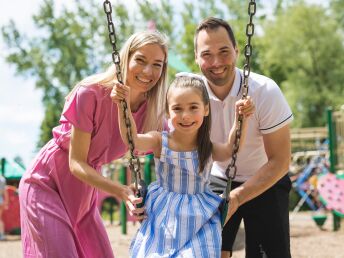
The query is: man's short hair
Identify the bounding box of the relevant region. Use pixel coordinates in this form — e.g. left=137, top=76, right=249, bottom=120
left=194, top=17, right=237, bottom=52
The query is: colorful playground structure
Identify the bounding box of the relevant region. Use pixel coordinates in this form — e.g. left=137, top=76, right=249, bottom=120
left=290, top=107, right=344, bottom=230
left=0, top=158, right=24, bottom=234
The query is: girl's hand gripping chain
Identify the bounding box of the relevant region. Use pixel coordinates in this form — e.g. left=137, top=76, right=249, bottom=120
left=223, top=96, right=255, bottom=226
left=111, top=82, right=146, bottom=219
left=236, top=96, right=255, bottom=119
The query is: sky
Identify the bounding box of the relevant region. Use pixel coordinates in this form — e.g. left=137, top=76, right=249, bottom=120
left=0, top=0, right=159, bottom=166
left=0, top=0, right=326, bottom=167
left=0, top=0, right=45, bottom=166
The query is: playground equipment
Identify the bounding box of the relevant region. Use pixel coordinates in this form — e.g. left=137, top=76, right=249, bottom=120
left=98, top=154, right=154, bottom=234
left=318, top=108, right=344, bottom=230
left=0, top=158, right=24, bottom=234
left=290, top=153, right=329, bottom=227
left=318, top=173, right=344, bottom=218
left=290, top=107, right=344, bottom=230
left=2, top=185, right=20, bottom=234
left=0, top=158, right=25, bottom=185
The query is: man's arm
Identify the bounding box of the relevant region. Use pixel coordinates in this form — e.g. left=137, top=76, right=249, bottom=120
left=226, top=124, right=291, bottom=221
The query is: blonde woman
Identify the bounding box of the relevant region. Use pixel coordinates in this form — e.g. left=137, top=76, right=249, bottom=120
left=19, top=31, right=168, bottom=258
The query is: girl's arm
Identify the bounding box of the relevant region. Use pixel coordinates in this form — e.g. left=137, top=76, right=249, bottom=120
left=212, top=97, right=255, bottom=162
left=112, top=83, right=160, bottom=154
left=69, top=127, right=144, bottom=218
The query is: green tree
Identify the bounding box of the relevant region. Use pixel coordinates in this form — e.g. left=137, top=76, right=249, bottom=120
left=330, top=0, right=344, bottom=29
left=1, top=0, right=134, bottom=147
left=259, top=2, right=344, bottom=127
left=136, top=0, right=175, bottom=39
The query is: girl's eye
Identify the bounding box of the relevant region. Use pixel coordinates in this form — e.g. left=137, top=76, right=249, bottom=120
left=153, top=63, right=162, bottom=68
left=172, top=107, right=181, bottom=112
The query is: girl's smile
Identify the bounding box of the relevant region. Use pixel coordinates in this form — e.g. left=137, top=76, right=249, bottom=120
left=167, top=87, right=209, bottom=135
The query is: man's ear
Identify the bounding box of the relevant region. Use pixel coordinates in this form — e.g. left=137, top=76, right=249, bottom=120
left=194, top=50, right=199, bottom=65
left=235, top=46, right=239, bottom=57
left=204, top=104, right=210, bottom=117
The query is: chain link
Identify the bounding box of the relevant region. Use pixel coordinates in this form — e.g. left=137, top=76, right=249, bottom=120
left=103, top=0, right=142, bottom=191
left=223, top=0, right=256, bottom=199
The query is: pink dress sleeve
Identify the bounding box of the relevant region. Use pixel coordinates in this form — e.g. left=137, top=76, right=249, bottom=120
left=62, top=86, right=96, bottom=133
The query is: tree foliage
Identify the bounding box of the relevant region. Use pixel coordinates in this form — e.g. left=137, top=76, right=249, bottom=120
left=1, top=0, right=344, bottom=150
left=1, top=0, right=134, bottom=146
left=258, top=2, right=344, bottom=127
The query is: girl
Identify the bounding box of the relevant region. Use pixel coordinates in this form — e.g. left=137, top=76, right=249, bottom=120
left=19, top=31, right=168, bottom=258
left=112, top=75, right=254, bottom=257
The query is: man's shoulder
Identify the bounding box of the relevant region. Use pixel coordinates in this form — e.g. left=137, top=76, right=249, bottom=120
left=239, top=70, right=283, bottom=99
left=245, top=70, right=277, bottom=90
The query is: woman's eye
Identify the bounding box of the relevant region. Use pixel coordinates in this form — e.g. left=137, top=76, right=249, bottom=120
left=136, top=58, right=145, bottom=64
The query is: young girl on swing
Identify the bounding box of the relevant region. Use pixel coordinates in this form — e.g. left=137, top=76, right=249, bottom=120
left=112, top=75, right=254, bottom=257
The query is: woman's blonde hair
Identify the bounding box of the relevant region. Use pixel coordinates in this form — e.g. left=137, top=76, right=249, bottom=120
left=68, top=31, right=168, bottom=132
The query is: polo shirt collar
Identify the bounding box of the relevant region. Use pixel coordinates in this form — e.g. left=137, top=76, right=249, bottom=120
left=203, top=68, right=242, bottom=102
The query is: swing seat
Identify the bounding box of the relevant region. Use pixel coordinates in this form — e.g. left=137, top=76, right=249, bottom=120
left=219, top=198, right=229, bottom=227
left=312, top=214, right=328, bottom=227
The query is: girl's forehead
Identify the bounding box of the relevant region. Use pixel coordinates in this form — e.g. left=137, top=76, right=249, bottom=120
left=167, top=87, right=203, bottom=102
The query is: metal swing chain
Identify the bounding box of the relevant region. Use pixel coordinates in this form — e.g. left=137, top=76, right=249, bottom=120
left=103, top=0, right=142, bottom=192
left=222, top=0, right=256, bottom=217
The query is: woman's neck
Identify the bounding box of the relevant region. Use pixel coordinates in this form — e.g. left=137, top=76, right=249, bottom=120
left=129, top=90, right=146, bottom=112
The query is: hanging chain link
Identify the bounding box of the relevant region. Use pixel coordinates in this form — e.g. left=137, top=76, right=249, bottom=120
left=103, top=0, right=142, bottom=192
left=223, top=0, right=256, bottom=207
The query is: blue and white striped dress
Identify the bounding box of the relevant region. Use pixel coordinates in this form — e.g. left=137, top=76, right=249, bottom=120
left=130, top=132, right=222, bottom=258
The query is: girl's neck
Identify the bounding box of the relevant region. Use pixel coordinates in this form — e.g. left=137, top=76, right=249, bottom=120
left=169, top=130, right=197, bottom=152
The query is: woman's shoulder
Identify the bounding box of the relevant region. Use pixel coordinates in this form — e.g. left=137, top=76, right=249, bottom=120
left=75, top=84, right=111, bottom=101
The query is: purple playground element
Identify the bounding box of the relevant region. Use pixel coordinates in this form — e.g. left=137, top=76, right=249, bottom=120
left=318, top=173, right=344, bottom=217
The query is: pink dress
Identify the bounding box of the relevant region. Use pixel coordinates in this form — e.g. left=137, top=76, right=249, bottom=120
left=19, top=84, right=147, bottom=258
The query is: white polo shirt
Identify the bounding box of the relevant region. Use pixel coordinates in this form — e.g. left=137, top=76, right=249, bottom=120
left=188, top=68, right=292, bottom=182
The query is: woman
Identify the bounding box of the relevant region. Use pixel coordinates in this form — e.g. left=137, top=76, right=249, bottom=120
left=19, top=31, right=168, bottom=258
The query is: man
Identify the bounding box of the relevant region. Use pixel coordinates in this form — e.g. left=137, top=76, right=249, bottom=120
left=194, top=17, right=293, bottom=258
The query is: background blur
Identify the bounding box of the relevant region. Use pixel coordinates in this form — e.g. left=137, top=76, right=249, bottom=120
left=0, top=0, right=343, bottom=166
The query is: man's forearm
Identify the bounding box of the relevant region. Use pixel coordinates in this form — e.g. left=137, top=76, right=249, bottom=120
left=231, top=158, right=289, bottom=206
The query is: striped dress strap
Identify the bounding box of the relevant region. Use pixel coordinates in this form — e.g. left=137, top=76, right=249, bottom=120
left=161, top=131, right=168, bottom=148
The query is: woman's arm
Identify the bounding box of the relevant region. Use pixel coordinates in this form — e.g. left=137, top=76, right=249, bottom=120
left=69, top=127, right=144, bottom=217
left=112, top=83, right=160, bottom=153
left=212, top=97, right=255, bottom=162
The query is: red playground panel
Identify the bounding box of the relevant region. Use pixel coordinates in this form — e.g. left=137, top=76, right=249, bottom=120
left=318, top=173, right=344, bottom=217
left=2, top=185, right=21, bottom=233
